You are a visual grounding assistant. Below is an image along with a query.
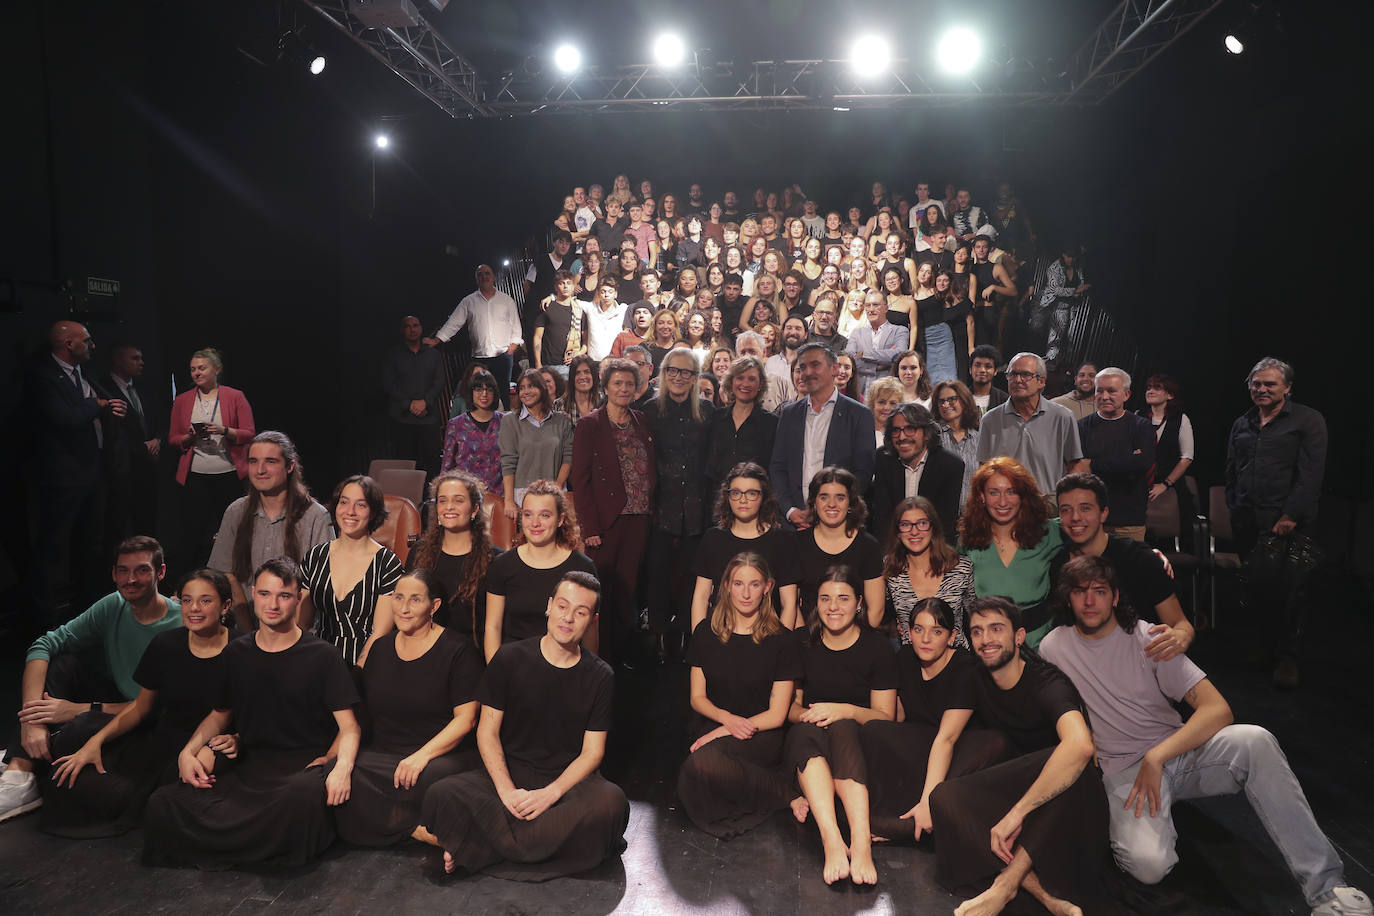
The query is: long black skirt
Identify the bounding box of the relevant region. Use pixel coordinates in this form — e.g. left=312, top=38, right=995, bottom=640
left=860, top=721, right=1011, bottom=843
left=420, top=769, right=629, bottom=881
left=929, top=748, right=1109, bottom=904
left=676, top=729, right=789, bottom=839
left=331, top=746, right=480, bottom=848
left=142, top=748, right=334, bottom=869
left=783, top=719, right=867, bottom=783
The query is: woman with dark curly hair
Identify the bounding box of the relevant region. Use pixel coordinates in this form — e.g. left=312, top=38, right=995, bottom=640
left=957, top=457, right=1064, bottom=649
left=299, top=475, right=403, bottom=667
left=553, top=354, right=604, bottom=424
left=406, top=471, right=502, bottom=646
left=690, top=462, right=800, bottom=630
left=795, top=468, right=885, bottom=627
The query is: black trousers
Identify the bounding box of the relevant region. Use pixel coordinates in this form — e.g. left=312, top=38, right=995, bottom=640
left=646, top=528, right=700, bottom=634
left=389, top=419, right=442, bottom=485
left=177, top=470, right=243, bottom=576
left=5, top=653, right=121, bottom=766
left=34, top=481, right=106, bottom=628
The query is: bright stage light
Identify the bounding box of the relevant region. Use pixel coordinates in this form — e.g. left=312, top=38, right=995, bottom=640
left=309, top=55, right=326, bottom=75
left=654, top=33, right=685, bottom=67
left=1224, top=34, right=1244, bottom=54
left=937, top=28, right=982, bottom=74
left=374, top=134, right=390, bottom=150
left=553, top=43, right=582, bottom=74
left=850, top=35, right=891, bottom=78
left=502, top=259, right=512, bottom=267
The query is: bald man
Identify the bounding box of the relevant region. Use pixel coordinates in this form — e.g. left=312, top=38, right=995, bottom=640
left=29, top=322, right=128, bottom=625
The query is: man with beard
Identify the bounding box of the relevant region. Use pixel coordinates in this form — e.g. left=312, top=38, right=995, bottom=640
left=869, top=403, right=965, bottom=538
left=929, top=596, right=1107, bottom=916
left=761, top=316, right=808, bottom=412
left=807, top=293, right=848, bottom=354
left=1051, top=362, right=1098, bottom=421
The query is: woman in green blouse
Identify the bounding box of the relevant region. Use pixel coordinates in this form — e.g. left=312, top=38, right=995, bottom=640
left=956, top=457, right=1063, bottom=648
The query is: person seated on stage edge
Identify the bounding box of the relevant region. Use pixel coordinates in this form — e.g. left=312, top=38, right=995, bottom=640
left=44, top=568, right=236, bottom=837
left=208, top=430, right=334, bottom=629
left=141, top=557, right=362, bottom=869
left=678, top=551, right=801, bottom=839
left=1, top=536, right=183, bottom=824
left=928, top=596, right=1108, bottom=916
left=335, top=568, right=483, bottom=849
left=1040, top=556, right=1372, bottom=916
left=860, top=597, right=1009, bottom=845
left=785, top=565, right=897, bottom=886
left=420, top=571, right=630, bottom=880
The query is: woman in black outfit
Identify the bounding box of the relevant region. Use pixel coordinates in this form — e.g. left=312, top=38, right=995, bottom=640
left=703, top=357, right=778, bottom=495
left=690, top=462, right=800, bottom=631
left=795, top=467, right=885, bottom=627
left=46, top=569, right=235, bottom=837
left=334, top=569, right=483, bottom=847
left=405, top=471, right=501, bottom=647
left=859, top=598, right=1009, bottom=843
left=678, top=552, right=801, bottom=838
left=786, top=566, right=897, bottom=886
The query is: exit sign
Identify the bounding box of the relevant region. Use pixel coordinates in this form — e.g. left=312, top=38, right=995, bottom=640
left=87, top=277, right=120, bottom=297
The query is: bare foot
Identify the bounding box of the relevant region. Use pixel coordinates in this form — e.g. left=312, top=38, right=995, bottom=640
left=790, top=796, right=810, bottom=823
left=822, top=839, right=851, bottom=885
left=411, top=825, right=439, bottom=847
left=443, top=850, right=456, bottom=875
left=1039, top=898, right=1081, bottom=916
left=849, top=846, right=878, bottom=885
left=871, top=834, right=890, bottom=844
left=953, top=882, right=1015, bottom=916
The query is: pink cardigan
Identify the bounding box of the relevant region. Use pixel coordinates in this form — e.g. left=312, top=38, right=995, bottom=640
left=168, top=385, right=255, bottom=485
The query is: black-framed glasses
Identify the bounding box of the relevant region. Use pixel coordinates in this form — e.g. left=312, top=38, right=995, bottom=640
left=936, top=396, right=960, bottom=406
left=1007, top=370, right=1041, bottom=381
left=898, top=518, right=933, bottom=532
left=727, top=488, right=763, bottom=502
left=663, top=366, right=697, bottom=380
left=890, top=426, right=922, bottom=437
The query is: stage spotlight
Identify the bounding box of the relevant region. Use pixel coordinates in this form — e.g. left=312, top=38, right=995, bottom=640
left=1224, top=34, right=1244, bottom=54
left=502, top=259, right=512, bottom=267
left=850, top=35, right=891, bottom=78
left=309, top=55, right=326, bottom=75
left=553, top=43, right=581, bottom=74
left=937, top=28, right=982, bottom=74
left=374, top=133, right=390, bottom=150
left=654, top=33, right=686, bottom=67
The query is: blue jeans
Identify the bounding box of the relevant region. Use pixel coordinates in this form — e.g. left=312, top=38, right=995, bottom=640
left=923, top=321, right=958, bottom=385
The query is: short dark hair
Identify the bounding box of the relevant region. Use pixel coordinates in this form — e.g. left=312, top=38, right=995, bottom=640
left=1053, top=554, right=1138, bottom=632
left=330, top=474, right=389, bottom=533
left=557, top=570, right=602, bottom=615
left=971, top=344, right=1001, bottom=366
left=1055, top=472, right=1109, bottom=510
left=253, top=556, right=303, bottom=590
left=910, top=596, right=958, bottom=631
left=967, top=595, right=1022, bottom=632
left=723, top=272, right=744, bottom=288
left=552, top=228, right=573, bottom=244
left=804, top=564, right=870, bottom=645
left=176, top=567, right=233, bottom=605
left=397, top=567, right=445, bottom=605
left=796, top=341, right=836, bottom=365
left=115, top=535, right=164, bottom=570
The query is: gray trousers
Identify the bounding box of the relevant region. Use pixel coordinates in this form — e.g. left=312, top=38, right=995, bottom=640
left=1102, top=724, right=1345, bottom=906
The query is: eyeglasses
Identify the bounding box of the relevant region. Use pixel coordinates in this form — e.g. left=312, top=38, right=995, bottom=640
left=1006, top=370, right=1041, bottom=381
left=898, top=518, right=933, bottom=532
left=936, top=396, right=960, bottom=406
left=727, top=488, right=764, bottom=502
left=890, top=426, right=922, bottom=438
left=471, top=384, right=496, bottom=393
left=663, top=366, right=697, bottom=380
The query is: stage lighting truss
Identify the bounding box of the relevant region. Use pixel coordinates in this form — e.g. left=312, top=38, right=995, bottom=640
left=299, top=0, right=1225, bottom=116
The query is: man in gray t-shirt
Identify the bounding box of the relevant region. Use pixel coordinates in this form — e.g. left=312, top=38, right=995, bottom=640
left=1040, top=555, right=1369, bottom=915
left=976, top=352, right=1084, bottom=495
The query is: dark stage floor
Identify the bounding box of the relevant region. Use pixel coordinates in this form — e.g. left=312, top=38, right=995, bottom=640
left=3, top=579, right=1372, bottom=915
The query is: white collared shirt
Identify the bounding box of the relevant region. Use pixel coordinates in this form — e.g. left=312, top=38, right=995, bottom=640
left=903, top=451, right=929, bottom=499
left=435, top=288, right=523, bottom=357
left=802, top=387, right=839, bottom=493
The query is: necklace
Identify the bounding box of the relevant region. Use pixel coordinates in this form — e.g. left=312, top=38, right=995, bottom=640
left=608, top=410, right=631, bottom=429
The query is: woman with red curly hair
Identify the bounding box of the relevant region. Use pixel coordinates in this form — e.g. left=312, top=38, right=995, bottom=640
left=956, top=457, right=1064, bottom=649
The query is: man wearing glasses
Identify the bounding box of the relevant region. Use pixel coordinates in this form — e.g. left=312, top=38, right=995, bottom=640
left=977, top=352, right=1085, bottom=495
left=869, top=403, right=965, bottom=538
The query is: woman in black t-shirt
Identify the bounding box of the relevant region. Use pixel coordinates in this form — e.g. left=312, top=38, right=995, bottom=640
left=859, top=599, right=1008, bottom=844
left=407, top=471, right=502, bottom=647
left=690, top=462, right=800, bottom=630
left=334, top=569, right=482, bottom=847
left=795, top=467, right=885, bottom=625
left=45, top=569, right=235, bottom=837
left=785, top=567, right=897, bottom=886
left=679, top=552, right=801, bottom=838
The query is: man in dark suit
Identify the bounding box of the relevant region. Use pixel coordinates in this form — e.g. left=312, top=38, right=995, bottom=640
left=29, top=321, right=128, bottom=625
left=870, top=403, right=965, bottom=539
left=101, top=343, right=161, bottom=549
left=770, top=343, right=876, bottom=527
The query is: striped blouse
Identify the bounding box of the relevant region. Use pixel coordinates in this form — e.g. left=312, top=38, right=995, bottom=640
left=302, top=541, right=403, bottom=666
left=885, top=555, right=975, bottom=649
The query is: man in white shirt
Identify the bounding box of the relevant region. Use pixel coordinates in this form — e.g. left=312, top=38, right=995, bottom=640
left=583, top=280, right=627, bottom=362
left=426, top=264, right=523, bottom=409
left=906, top=180, right=945, bottom=228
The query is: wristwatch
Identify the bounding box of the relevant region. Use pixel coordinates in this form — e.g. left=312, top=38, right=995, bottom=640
left=90, top=702, right=103, bottom=713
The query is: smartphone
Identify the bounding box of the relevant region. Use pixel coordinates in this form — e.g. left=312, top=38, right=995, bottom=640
left=192, top=422, right=208, bottom=435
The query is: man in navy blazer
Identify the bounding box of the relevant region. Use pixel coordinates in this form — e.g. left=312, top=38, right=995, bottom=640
left=770, top=343, right=876, bottom=527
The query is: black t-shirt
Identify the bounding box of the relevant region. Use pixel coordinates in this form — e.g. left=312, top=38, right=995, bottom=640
left=590, top=218, right=626, bottom=255
left=973, top=654, right=1082, bottom=755
left=896, top=647, right=980, bottom=728
left=693, top=526, right=802, bottom=617
left=716, top=294, right=747, bottom=335
left=424, top=545, right=503, bottom=639
left=687, top=620, right=803, bottom=730
left=217, top=631, right=359, bottom=753
left=361, top=628, right=482, bottom=755
left=915, top=249, right=954, bottom=274
left=1049, top=537, right=1174, bottom=624
left=535, top=299, right=586, bottom=367
left=486, top=548, right=598, bottom=644
left=617, top=276, right=643, bottom=305
left=796, top=530, right=884, bottom=618
left=480, top=637, right=614, bottom=787
left=797, top=628, right=899, bottom=708
left=135, top=628, right=230, bottom=736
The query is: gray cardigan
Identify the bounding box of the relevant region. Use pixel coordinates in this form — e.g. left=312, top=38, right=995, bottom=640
left=498, top=409, right=575, bottom=488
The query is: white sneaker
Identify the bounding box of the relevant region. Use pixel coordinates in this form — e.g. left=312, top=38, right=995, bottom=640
left=0, top=770, right=41, bottom=823
left=1313, top=887, right=1374, bottom=916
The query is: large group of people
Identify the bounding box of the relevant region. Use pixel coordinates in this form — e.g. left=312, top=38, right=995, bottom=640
left=6, top=177, right=1361, bottom=916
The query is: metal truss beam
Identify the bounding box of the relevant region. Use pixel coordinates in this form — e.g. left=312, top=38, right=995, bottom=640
left=1063, top=0, right=1225, bottom=104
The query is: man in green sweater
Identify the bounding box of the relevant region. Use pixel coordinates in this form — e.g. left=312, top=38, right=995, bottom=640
left=1, top=535, right=182, bottom=821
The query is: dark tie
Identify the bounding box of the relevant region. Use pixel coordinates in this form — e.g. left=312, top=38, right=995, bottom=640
left=71, top=365, right=85, bottom=395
